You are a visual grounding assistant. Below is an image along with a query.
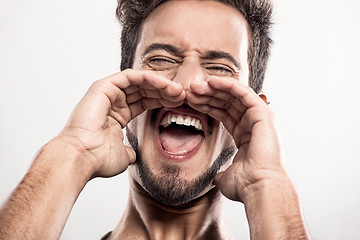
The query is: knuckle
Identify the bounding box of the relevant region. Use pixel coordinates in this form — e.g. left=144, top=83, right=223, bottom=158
left=90, top=79, right=111, bottom=92
left=121, top=68, right=133, bottom=75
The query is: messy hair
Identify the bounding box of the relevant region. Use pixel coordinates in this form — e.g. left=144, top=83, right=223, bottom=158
left=116, top=0, right=273, bottom=93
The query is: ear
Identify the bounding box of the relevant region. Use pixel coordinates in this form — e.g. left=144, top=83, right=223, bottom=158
left=258, top=92, right=269, bottom=105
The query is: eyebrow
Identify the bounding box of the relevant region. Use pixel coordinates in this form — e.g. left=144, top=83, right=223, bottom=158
left=203, top=50, right=240, bottom=69
left=143, top=43, right=184, bottom=57
left=142, top=43, right=240, bottom=69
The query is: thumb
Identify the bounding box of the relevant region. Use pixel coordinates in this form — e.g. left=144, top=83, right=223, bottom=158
left=213, top=171, right=224, bottom=187
left=125, top=146, right=136, bottom=165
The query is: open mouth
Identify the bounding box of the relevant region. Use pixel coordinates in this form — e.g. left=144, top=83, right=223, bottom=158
left=156, top=107, right=207, bottom=159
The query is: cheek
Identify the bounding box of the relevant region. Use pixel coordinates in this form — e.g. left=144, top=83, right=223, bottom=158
left=222, top=126, right=235, bottom=143
left=127, top=112, right=148, bottom=143
left=200, top=122, right=235, bottom=170
left=127, top=118, right=139, bottom=139
left=157, top=69, right=177, bottom=80
left=141, top=62, right=178, bottom=80
left=214, top=124, right=236, bottom=152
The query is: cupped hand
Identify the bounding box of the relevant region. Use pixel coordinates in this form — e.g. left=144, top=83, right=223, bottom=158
left=59, top=69, right=185, bottom=178
left=186, top=76, right=286, bottom=202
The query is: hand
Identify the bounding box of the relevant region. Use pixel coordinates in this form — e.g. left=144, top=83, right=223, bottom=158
left=59, top=69, right=185, bottom=178
left=186, top=76, right=286, bottom=202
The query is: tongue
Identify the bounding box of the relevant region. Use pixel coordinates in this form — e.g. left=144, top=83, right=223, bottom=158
left=159, top=125, right=203, bottom=154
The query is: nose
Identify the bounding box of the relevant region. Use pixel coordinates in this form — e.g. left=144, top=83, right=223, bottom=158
left=172, top=60, right=208, bottom=91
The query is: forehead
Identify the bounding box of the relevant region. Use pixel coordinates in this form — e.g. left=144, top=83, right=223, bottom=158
left=137, top=0, right=250, bottom=59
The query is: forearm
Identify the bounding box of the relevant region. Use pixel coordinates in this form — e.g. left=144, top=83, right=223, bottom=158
left=0, top=137, right=92, bottom=239
left=243, top=176, right=311, bottom=240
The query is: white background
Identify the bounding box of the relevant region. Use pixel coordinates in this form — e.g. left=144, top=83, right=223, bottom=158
left=1, top=0, right=359, bottom=239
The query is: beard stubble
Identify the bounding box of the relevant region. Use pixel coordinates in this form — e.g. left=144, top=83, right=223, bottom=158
left=126, top=126, right=236, bottom=207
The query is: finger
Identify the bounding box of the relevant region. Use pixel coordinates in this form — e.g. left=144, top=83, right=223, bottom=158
left=188, top=76, right=270, bottom=139
left=128, top=98, right=184, bottom=118
left=126, top=89, right=186, bottom=107
left=188, top=80, right=248, bottom=119
left=187, top=102, right=238, bottom=134
left=128, top=99, right=163, bottom=119
left=109, top=69, right=185, bottom=98
left=207, top=76, right=266, bottom=108
left=126, top=89, right=162, bottom=103
left=101, top=70, right=184, bottom=110
left=187, top=91, right=245, bottom=121
left=186, top=90, right=231, bottom=108
left=105, top=69, right=186, bottom=120
left=78, top=80, right=130, bottom=127
left=188, top=102, right=249, bottom=148
left=213, top=171, right=225, bottom=186
left=125, top=146, right=136, bottom=165
left=189, top=81, right=238, bottom=105
left=190, top=77, right=265, bottom=109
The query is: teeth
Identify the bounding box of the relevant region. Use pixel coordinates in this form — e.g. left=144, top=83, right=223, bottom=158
left=176, top=115, right=183, bottom=125
left=184, top=116, right=191, bottom=126
left=195, top=119, right=201, bottom=130
left=160, top=112, right=203, bottom=131
left=191, top=118, right=196, bottom=126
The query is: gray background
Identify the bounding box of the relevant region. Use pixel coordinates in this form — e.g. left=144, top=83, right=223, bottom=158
left=1, top=0, right=359, bottom=239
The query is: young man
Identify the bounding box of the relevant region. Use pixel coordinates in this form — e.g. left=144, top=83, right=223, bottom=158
left=0, top=0, right=311, bottom=239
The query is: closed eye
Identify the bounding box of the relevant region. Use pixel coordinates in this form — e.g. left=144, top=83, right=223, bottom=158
left=203, top=63, right=235, bottom=76
left=148, top=56, right=177, bottom=64
left=146, top=56, right=179, bottom=71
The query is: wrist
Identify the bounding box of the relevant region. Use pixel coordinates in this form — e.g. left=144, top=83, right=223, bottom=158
left=241, top=175, right=310, bottom=239
left=241, top=171, right=297, bottom=205
left=36, top=136, right=95, bottom=186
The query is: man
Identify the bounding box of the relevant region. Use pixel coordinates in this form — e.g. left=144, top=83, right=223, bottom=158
left=0, top=0, right=311, bottom=239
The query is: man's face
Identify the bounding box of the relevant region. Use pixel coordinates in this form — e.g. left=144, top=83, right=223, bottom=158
left=126, top=0, right=250, bottom=206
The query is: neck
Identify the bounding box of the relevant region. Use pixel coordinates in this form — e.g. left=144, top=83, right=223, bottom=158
left=111, top=180, right=233, bottom=240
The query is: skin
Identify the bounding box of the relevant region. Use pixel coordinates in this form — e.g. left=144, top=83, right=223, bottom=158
left=0, top=0, right=311, bottom=239
left=126, top=0, right=249, bottom=206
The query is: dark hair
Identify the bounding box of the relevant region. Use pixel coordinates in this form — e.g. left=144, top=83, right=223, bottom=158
left=116, top=0, right=273, bottom=93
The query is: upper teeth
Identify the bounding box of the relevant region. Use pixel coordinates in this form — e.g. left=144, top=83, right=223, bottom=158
left=160, top=112, right=203, bottom=131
